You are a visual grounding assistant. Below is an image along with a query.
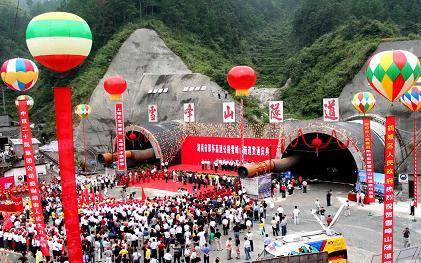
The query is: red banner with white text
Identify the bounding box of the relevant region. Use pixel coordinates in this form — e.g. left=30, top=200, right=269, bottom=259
left=17, top=100, right=50, bottom=256
left=115, top=102, right=127, bottom=172
left=414, top=117, right=418, bottom=207
left=381, top=116, right=395, bottom=263
left=363, top=118, right=375, bottom=203
left=181, top=136, right=278, bottom=166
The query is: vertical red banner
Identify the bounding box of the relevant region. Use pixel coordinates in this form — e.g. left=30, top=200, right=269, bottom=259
left=363, top=118, right=375, bottom=203
left=381, top=116, right=395, bottom=263
left=17, top=100, right=50, bottom=257
left=115, top=102, right=127, bottom=172
left=414, top=117, right=418, bottom=207
left=54, top=87, right=83, bottom=262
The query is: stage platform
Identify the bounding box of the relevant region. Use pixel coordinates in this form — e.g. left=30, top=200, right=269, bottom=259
left=129, top=179, right=215, bottom=195
left=168, top=164, right=237, bottom=177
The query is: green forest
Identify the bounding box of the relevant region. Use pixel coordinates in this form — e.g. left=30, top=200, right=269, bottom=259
left=0, top=0, right=420, bottom=138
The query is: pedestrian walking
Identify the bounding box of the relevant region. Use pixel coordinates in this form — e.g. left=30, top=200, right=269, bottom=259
left=281, top=217, right=287, bottom=236
left=243, top=237, right=251, bottom=261
left=225, top=238, right=233, bottom=260
left=410, top=198, right=415, bottom=216
left=246, top=231, right=254, bottom=252
left=292, top=206, right=300, bottom=225
left=202, top=243, right=210, bottom=263
left=326, top=215, right=333, bottom=226
left=302, top=180, right=308, bottom=193
left=345, top=200, right=351, bottom=216
left=327, top=190, right=332, bottom=206
left=271, top=217, right=279, bottom=236
left=315, top=199, right=321, bottom=214
left=403, top=227, right=410, bottom=248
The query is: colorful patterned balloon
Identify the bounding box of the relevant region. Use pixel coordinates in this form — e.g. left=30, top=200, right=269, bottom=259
left=26, top=12, right=92, bottom=72
left=75, top=104, right=91, bottom=119
left=366, top=50, right=420, bottom=102
left=352, top=91, right=376, bottom=114
left=15, top=95, right=34, bottom=110
left=400, top=79, right=421, bottom=112
left=1, top=58, right=39, bottom=92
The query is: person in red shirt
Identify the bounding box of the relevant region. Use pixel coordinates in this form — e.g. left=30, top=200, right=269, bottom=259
left=326, top=214, right=333, bottom=226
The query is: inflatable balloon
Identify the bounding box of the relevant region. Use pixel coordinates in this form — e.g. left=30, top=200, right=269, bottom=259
left=227, top=66, right=256, bottom=96
left=75, top=104, right=91, bottom=119
left=26, top=12, right=92, bottom=72
left=366, top=50, right=420, bottom=102
left=1, top=58, right=39, bottom=92
left=352, top=92, right=376, bottom=114
left=104, top=76, right=127, bottom=100
left=15, top=95, right=34, bottom=110
left=400, top=81, right=420, bottom=112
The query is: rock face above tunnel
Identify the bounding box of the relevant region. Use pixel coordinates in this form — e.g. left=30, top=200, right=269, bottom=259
left=76, top=29, right=232, bottom=151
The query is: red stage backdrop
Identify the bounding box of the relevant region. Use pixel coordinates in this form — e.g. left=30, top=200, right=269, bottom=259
left=181, top=136, right=278, bottom=165
left=381, top=116, right=395, bottom=263
left=363, top=118, right=375, bottom=203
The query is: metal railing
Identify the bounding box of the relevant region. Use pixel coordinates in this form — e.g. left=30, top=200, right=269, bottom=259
left=371, top=244, right=421, bottom=263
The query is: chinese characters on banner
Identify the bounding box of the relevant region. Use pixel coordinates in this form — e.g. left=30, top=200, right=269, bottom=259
left=381, top=116, right=395, bottom=263
left=269, top=101, right=284, bottom=123
left=414, top=120, right=418, bottom=207
left=323, top=98, right=340, bottom=122
left=17, top=100, right=50, bottom=256
left=115, top=102, right=126, bottom=172
left=223, top=102, right=235, bottom=123
left=184, top=103, right=195, bottom=123
left=363, top=118, right=375, bottom=203
left=148, top=104, right=157, bottom=123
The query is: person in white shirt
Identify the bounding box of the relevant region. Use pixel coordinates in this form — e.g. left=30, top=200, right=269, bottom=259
left=244, top=237, right=251, bottom=260
left=163, top=251, right=172, bottom=263
left=246, top=230, right=254, bottom=252
left=292, top=206, right=301, bottom=225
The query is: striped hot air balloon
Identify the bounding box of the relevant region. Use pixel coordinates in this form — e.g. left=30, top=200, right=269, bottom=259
left=1, top=58, right=39, bottom=92
left=75, top=104, right=91, bottom=119
left=366, top=50, right=420, bottom=102
left=26, top=12, right=92, bottom=73
left=352, top=91, right=376, bottom=114
left=15, top=95, right=34, bottom=110
left=400, top=79, right=421, bottom=112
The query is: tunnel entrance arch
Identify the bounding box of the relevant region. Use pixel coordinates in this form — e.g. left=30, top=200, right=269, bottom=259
left=282, top=132, right=359, bottom=184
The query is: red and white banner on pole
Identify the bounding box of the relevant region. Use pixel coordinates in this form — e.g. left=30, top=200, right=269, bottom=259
left=17, top=100, right=50, bottom=256
left=148, top=104, right=157, bottom=123
left=363, top=118, right=375, bottom=203
left=115, top=102, right=126, bottom=172
left=414, top=117, right=418, bottom=207
left=184, top=103, right=195, bottom=123
left=269, top=101, right=284, bottom=123
left=381, top=116, right=396, bottom=263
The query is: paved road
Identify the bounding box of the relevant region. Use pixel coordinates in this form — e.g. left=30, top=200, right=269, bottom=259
left=110, top=183, right=421, bottom=263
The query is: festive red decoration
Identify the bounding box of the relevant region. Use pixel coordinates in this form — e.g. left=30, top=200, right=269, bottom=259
left=311, top=136, right=323, bottom=149
left=104, top=76, right=127, bottom=100
left=128, top=132, right=137, bottom=140
left=227, top=66, right=256, bottom=96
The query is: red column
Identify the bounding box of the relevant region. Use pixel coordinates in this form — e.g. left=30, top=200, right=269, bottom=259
left=363, top=118, right=375, bottom=203
left=17, top=100, right=50, bottom=257
left=240, top=98, right=244, bottom=164
left=381, top=116, right=395, bottom=263
left=54, top=87, right=83, bottom=262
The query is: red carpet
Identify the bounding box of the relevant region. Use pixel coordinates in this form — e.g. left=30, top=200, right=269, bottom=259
left=129, top=179, right=215, bottom=195
left=169, top=164, right=237, bottom=177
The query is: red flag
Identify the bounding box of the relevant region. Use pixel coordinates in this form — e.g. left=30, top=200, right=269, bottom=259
left=2, top=215, right=13, bottom=231
left=141, top=188, right=147, bottom=200
left=363, top=118, right=375, bottom=203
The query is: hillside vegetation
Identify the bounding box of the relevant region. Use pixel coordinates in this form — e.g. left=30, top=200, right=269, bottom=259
left=0, top=0, right=420, bottom=138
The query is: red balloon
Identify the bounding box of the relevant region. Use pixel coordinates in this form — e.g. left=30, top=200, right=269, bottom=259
left=104, top=76, right=127, bottom=100
left=227, top=66, right=256, bottom=96
left=311, top=137, right=323, bottom=149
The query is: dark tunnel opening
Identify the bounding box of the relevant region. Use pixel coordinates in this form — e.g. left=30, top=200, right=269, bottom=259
left=283, top=133, right=358, bottom=184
